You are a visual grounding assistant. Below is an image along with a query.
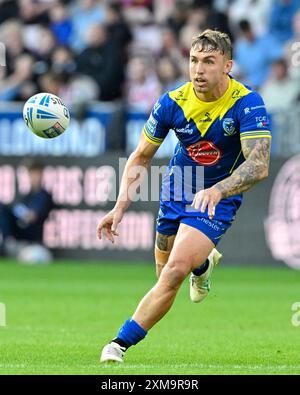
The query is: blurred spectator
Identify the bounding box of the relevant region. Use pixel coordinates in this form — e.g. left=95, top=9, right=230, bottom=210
left=50, top=45, right=99, bottom=110
left=0, top=19, right=39, bottom=99
left=67, top=75, right=99, bottom=112
left=18, top=0, right=52, bottom=25
left=120, top=0, right=154, bottom=21
left=38, top=71, right=70, bottom=103
left=126, top=55, right=162, bottom=112
left=38, top=69, right=99, bottom=115
left=159, top=26, right=184, bottom=62
left=120, top=0, right=153, bottom=10
left=260, top=58, right=300, bottom=113
left=0, top=0, right=19, bottom=24
left=179, top=6, right=210, bottom=54
left=0, top=0, right=298, bottom=112
left=284, top=9, right=300, bottom=80
left=208, top=1, right=232, bottom=38
left=227, top=0, right=272, bottom=36
left=34, top=27, right=57, bottom=61
left=76, top=23, right=124, bottom=101
left=20, top=26, right=58, bottom=82
left=234, top=19, right=283, bottom=89
left=128, top=7, right=163, bottom=55
left=0, top=53, right=35, bottom=101
left=49, top=1, right=73, bottom=46
left=0, top=19, right=28, bottom=76
left=51, top=45, right=76, bottom=77
left=0, top=160, right=54, bottom=262
left=70, top=0, right=106, bottom=52
left=156, top=55, right=185, bottom=91
left=106, top=2, right=132, bottom=61
left=153, top=0, right=176, bottom=23
left=166, top=0, right=190, bottom=38
left=269, top=0, right=300, bottom=44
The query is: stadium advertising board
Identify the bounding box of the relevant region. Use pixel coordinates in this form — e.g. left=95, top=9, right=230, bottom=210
left=0, top=155, right=297, bottom=268
left=0, top=103, right=111, bottom=156
left=217, top=156, right=299, bottom=269
left=264, top=154, right=300, bottom=270
left=0, top=105, right=177, bottom=158
left=0, top=155, right=156, bottom=261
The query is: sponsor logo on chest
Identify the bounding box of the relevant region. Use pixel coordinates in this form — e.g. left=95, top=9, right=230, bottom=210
left=187, top=140, right=222, bottom=166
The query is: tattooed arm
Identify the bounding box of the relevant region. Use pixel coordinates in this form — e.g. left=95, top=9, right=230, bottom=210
left=215, top=137, right=271, bottom=197
left=192, top=137, right=271, bottom=219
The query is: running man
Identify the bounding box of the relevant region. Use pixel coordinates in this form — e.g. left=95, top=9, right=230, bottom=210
left=97, top=29, right=271, bottom=362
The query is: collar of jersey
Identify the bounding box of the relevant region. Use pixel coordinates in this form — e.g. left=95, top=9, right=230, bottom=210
left=168, top=76, right=251, bottom=137
left=191, top=75, right=232, bottom=106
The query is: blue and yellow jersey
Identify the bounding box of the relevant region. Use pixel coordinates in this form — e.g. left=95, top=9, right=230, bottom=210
left=143, top=76, right=271, bottom=220
left=143, top=76, right=271, bottom=181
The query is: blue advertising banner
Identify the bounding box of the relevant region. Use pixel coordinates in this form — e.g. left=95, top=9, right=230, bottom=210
left=0, top=102, right=113, bottom=157
left=0, top=103, right=177, bottom=158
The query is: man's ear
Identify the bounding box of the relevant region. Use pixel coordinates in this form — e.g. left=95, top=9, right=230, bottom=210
left=224, top=59, right=233, bottom=74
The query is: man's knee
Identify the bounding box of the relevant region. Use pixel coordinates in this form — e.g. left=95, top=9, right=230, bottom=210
left=159, top=259, right=190, bottom=291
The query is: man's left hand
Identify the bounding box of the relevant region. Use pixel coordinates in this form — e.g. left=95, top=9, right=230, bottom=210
left=192, top=186, right=223, bottom=219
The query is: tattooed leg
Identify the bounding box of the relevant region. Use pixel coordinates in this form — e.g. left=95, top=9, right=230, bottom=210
left=155, top=233, right=176, bottom=278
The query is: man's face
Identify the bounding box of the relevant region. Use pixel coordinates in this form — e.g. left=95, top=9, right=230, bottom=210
left=189, top=47, right=232, bottom=95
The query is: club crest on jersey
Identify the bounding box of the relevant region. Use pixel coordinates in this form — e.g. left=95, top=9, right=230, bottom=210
left=187, top=140, right=222, bottom=166
left=222, top=118, right=236, bottom=136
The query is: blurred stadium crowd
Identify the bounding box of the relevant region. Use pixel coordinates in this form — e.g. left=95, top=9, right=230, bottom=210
left=0, top=0, right=300, bottom=114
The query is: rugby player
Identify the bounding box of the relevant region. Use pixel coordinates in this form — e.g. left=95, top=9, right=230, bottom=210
left=97, top=29, right=271, bottom=362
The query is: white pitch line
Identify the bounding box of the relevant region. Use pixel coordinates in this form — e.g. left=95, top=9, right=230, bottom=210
left=1, top=363, right=299, bottom=372
left=101, top=363, right=300, bottom=371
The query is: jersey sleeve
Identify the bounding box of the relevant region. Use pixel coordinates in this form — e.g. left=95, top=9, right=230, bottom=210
left=142, top=92, right=171, bottom=145
left=238, top=91, right=272, bottom=141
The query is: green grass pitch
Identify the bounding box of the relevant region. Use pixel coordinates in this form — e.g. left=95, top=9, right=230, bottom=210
left=0, top=259, right=300, bottom=375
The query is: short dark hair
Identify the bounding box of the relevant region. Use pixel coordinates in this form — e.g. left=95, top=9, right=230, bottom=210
left=191, top=29, right=232, bottom=59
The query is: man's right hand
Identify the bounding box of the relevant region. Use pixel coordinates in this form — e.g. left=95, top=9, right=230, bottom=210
left=97, top=208, right=124, bottom=243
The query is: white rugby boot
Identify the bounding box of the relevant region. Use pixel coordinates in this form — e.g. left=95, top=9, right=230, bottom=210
left=100, top=342, right=126, bottom=363
left=189, top=248, right=222, bottom=303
